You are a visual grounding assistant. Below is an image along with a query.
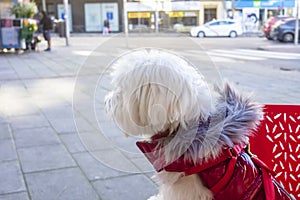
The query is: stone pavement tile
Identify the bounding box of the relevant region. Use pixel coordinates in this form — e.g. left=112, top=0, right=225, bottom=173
left=35, top=70, right=60, bottom=79
left=92, top=149, right=140, bottom=174
left=0, top=71, right=19, bottom=80
left=55, top=69, right=77, bottom=77
left=71, top=116, right=96, bottom=132
left=0, top=160, right=26, bottom=194
left=0, top=81, right=29, bottom=98
left=22, top=77, right=71, bottom=90
left=78, top=132, right=115, bottom=151
left=0, top=116, right=7, bottom=124
left=94, top=74, right=112, bottom=91
left=17, top=144, right=76, bottom=173
left=73, top=107, right=93, bottom=124
left=23, top=78, right=75, bottom=102
left=41, top=105, right=74, bottom=120
left=97, top=121, right=123, bottom=138
left=0, top=192, right=29, bottom=200
left=48, top=118, right=77, bottom=134
left=31, top=96, right=70, bottom=110
left=0, top=139, right=17, bottom=162
left=15, top=69, right=39, bottom=79
left=9, top=58, right=39, bottom=79
left=72, top=152, right=128, bottom=181
left=35, top=56, right=69, bottom=70
left=130, top=157, right=155, bottom=174
left=108, top=136, right=141, bottom=157
left=27, top=64, right=59, bottom=78
left=13, top=127, right=61, bottom=148
left=94, top=106, right=110, bottom=123
left=3, top=98, right=40, bottom=117
left=73, top=112, right=96, bottom=128
left=0, top=123, right=11, bottom=140
left=0, top=82, right=32, bottom=117
left=0, top=85, right=40, bottom=116
left=60, top=134, right=87, bottom=153
left=10, top=114, right=50, bottom=131
left=92, top=174, right=158, bottom=200
left=25, top=168, right=99, bottom=200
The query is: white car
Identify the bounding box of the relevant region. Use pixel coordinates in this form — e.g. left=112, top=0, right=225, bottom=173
left=190, top=19, right=243, bottom=38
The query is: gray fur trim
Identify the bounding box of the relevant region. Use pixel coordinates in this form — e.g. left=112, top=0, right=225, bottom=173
left=156, top=82, right=264, bottom=165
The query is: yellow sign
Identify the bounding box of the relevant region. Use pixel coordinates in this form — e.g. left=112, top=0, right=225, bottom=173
left=128, top=12, right=151, bottom=19
left=168, top=12, right=184, bottom=18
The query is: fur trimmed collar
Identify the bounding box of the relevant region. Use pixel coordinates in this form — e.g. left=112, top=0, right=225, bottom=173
left=149, top=82, right=264, bottom=165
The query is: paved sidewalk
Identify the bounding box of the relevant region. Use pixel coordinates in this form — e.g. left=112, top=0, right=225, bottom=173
left=0, top=35, right=158, bottom=200
left=0, top=35, right=299, bottom=200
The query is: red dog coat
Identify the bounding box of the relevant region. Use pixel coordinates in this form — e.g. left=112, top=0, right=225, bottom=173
left=137, top=136, right=294, bottom=200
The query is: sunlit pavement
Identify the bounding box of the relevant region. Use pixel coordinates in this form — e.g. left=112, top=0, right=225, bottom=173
left=0, top=34, right=299, bottom=200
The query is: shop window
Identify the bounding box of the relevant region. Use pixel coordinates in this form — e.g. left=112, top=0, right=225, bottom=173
left=47, top=4, right=55, bottom=16
left=128, top=18, right=150, bottom=30
left=204, top=8, right=216, bottom=23
left=170, top=16, right=196, bottom=26
left=267, top=9, right=281, bottom=18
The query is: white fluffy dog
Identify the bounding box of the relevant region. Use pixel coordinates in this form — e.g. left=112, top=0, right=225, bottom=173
left=105, top=49, right=291, bottom=200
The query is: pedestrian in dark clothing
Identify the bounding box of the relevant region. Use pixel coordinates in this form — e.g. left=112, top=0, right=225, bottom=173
left=103, top=19, right=110, bottom=35
left=39, top=11, right=52, bottom=51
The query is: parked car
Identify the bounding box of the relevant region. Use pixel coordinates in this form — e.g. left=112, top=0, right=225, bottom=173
left=273, top=19, right=300, bottom=42
left=269, top=18, right=295, bottom=40
left=263, top=16, right=293, bottom=40
left=190, top=19, right=243, bottom=38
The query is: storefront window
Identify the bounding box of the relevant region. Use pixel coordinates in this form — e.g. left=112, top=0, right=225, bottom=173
left=204, top=8, right=217, bottom=23
left=128, top=12, right=151, bottom=31
left=168, top=11, right=197, bottom=28
left=170, top=16, right=196, bottom=26
left=267, top=9, right=280, bottom=18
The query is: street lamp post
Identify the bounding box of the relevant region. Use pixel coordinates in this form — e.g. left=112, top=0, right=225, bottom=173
left=123, top=0, right=128, bottom=37
left=63, top=0, right=70, bottom=46
left=42, top=0, right=46, bottom=12
left=280, top=0, right=284, bottom=15
left=295, top=0, right=299, bottom=45
left=231, top=0, right=235, bottom=19
left=155, top=0, right=159, bottom=34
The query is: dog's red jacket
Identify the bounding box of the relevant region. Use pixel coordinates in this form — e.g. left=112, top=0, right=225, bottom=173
left=137, top=136, right=294, bottom=200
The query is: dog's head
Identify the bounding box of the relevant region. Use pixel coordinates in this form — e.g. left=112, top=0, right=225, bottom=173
left=105, top=49, right=212, bottom=137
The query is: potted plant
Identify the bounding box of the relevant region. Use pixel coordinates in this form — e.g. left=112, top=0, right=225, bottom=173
left=10, top=2, right=39, bottom=50
left=10, top=2, right=38, bottom=18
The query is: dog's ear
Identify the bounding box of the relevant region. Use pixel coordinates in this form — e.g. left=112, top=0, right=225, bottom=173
left=104, top=84, right=162, bottom=137
left=105, top=90, right=136, bottom=136
left=125, top=82, right=180, bottom=136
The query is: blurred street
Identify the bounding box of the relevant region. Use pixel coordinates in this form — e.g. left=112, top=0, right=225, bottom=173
left=0, top=34, right=300, bottom=200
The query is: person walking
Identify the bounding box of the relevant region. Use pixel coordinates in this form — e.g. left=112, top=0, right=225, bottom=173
left=103, top=19, right=110, bottom=35
left=39, top=11, right=52, bottom=51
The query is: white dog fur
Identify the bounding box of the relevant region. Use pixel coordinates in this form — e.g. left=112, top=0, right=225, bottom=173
left=105, top=49, right=262, bottom=200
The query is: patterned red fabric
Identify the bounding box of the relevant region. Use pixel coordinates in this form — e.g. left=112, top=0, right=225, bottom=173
left=197, top=151, right=292, bottom=200
left=137, top=139, right=293, bottom=199
left=250, top=105, right=300, bottom=199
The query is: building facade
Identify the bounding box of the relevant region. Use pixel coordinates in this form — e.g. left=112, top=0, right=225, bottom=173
left=32, top=0, right=225, bottom=33
left=225, top=0, right=297, bottom=32
left=34, top=0, right=123, bottom=32
left=6, top=0, right=298, bottom=33
left=126, top=0, right=224, bottom=32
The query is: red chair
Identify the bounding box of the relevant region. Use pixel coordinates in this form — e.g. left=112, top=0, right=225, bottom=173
left=250, top=105, right=300, bottom=199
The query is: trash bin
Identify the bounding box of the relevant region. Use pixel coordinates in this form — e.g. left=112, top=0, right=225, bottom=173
left=57, top=21, right=65, bottom=37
